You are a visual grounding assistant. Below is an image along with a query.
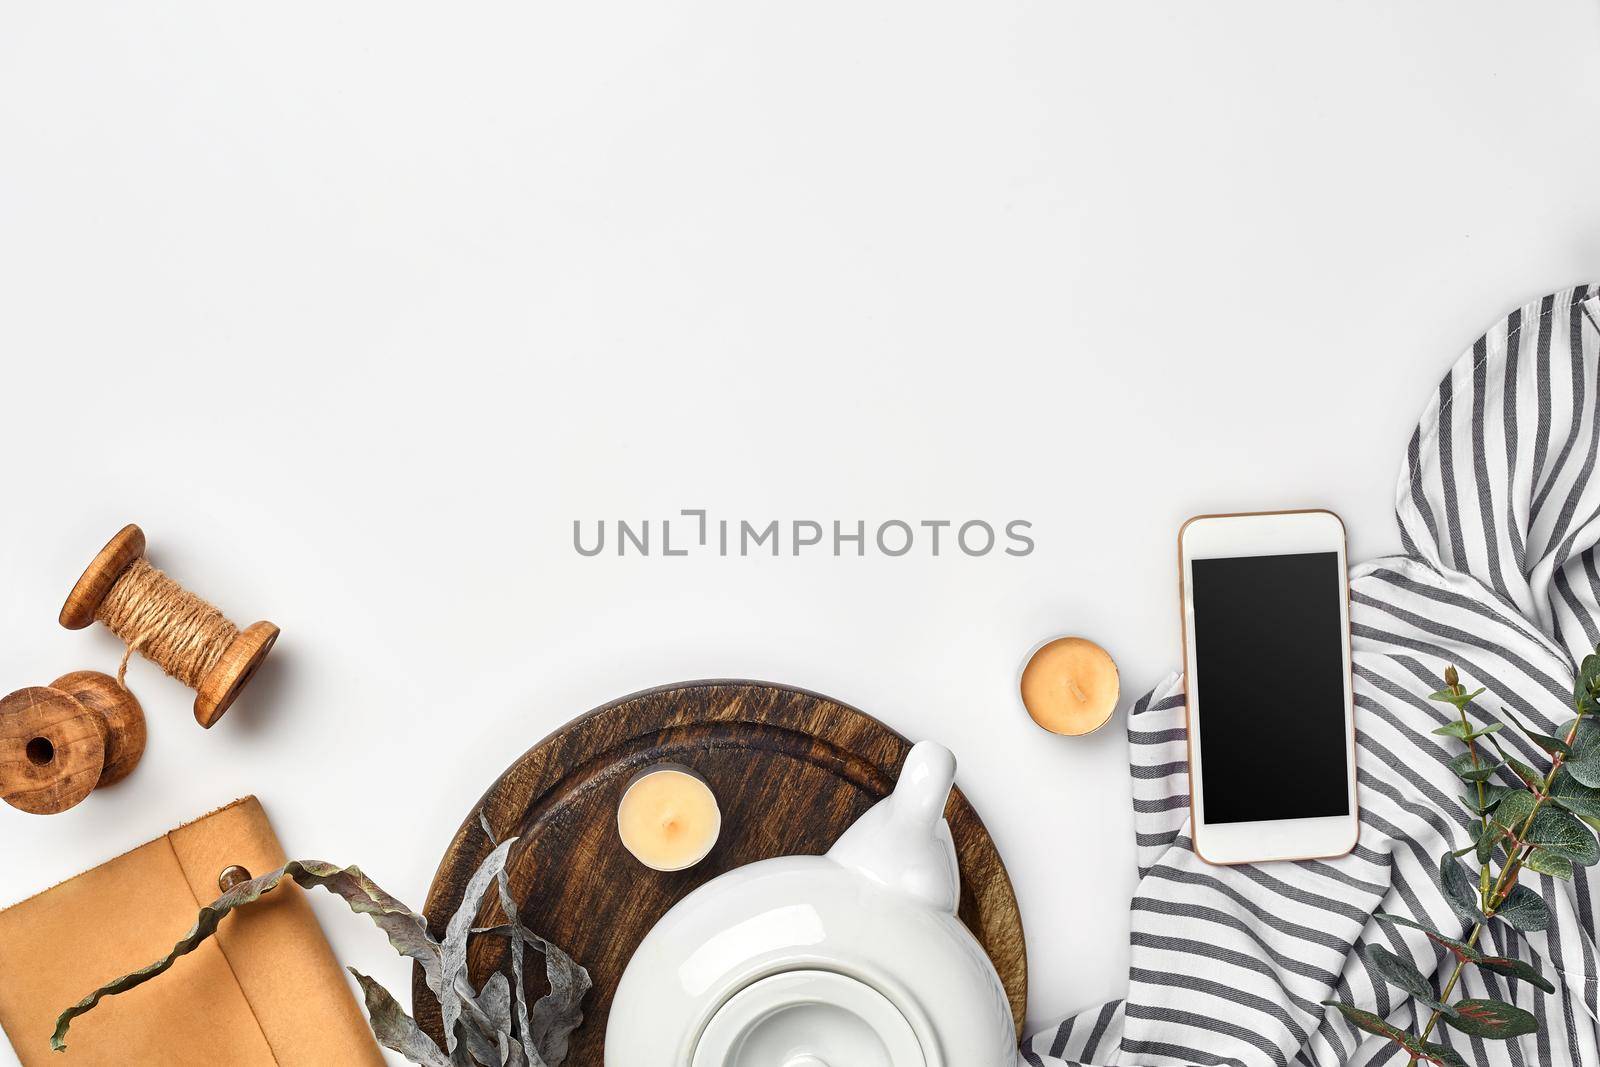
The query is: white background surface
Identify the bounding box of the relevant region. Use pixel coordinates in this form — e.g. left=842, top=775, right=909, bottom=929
left=3, top=4, right=1600, bottom=1063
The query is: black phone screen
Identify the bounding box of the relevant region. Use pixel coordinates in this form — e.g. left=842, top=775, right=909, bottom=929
left=1191, top=550, right=1350, bottom=825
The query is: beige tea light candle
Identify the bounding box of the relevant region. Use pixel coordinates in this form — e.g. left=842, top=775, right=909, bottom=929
left=1020, top=636, right=1120, bottom=736
left=617, top=764, right=722, bottom=872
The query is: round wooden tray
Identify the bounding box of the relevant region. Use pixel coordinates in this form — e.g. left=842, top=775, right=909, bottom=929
left=414, top=680, right=1028, bottom=1059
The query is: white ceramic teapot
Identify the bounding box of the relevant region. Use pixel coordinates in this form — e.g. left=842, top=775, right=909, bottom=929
left=605, top=741, right=1020, bottom=1067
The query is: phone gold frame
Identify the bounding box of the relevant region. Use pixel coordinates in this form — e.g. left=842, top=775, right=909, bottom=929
left=1176, top=508, right=1359, bottom=866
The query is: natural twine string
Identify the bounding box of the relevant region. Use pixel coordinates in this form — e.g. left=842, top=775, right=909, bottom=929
left=96, top=558, right=239, bottom=689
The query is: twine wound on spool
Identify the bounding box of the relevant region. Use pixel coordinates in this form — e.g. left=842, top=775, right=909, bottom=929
left=101, top=558, right=240, bottom=691
left=61, top=525, right=279, bottom=728
left=0, top=525, right=276, bottom=816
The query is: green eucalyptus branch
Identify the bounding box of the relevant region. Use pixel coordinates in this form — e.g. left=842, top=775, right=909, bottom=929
left=1326, top=648, right=1600, bottom=1066
left=1411, top=673, right=1491, bottom=1053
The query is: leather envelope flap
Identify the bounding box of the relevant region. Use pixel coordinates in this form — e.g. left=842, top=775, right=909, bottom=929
left=0, top=797, right=384, bottom=1066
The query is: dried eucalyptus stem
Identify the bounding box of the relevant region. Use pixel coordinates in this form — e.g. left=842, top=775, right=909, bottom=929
left=53, top=819, right=590, bottom=1067
left=1325, top=650, right=1600, bottom=1065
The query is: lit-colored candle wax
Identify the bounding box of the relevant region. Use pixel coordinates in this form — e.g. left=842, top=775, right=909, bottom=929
left=617, top=765, right=722, bottom=872
left=1020, top=636, right=1120, bottom=736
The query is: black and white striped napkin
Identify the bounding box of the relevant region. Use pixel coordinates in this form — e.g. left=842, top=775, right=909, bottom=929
left=1028, top=286, right=1600, bottom=1066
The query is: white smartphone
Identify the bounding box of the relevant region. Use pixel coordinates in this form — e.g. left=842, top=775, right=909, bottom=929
left=1178, top=509, right=1359, bottom=865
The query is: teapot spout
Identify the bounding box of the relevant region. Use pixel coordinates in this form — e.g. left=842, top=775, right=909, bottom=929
left=827, top=741, right=961, bottom=913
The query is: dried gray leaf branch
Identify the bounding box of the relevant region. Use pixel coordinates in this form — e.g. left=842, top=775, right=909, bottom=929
left=51, top=843, right=589, bottom=1067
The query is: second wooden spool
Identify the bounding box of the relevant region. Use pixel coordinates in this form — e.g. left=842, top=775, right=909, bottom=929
left=0, top=672, right=146, bottom=815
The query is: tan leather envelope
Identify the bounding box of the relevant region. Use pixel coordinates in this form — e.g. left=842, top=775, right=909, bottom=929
left=0, top=796, right=385, bottom=1066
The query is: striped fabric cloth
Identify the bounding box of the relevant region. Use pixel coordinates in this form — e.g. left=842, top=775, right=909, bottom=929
left=1026, top=286, right=1600, bottom=1067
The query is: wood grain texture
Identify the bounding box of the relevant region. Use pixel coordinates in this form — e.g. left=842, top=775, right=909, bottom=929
left=49, top=670, right=146, bottom=786
left=194, top=621, right=280, bottom=728
left=0, top=672, right=145, bottom=814
left=0, top=687, right=107, bottom=814
left=414, top=680, right=1027, bottom=1062
left=59, top=524, right=145, bottom=631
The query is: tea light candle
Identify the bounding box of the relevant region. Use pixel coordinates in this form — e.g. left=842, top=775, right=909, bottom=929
left=617, top=764, right=722, bottom=872
left=1020, top=636, right=1120, bottom=736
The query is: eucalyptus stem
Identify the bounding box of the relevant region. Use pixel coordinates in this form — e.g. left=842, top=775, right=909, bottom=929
left=1408, top=672, right=1587, bottom=1060
left=1407, top=673, right=1491, bottom=1059
left=1485, top=714, right=1582, bottom=914
left=1413, top=922, right=1484, bottom=1052
left=1331, top=659, right=1593, bottom=1059
left=1459, top=687, right=1492, bottom=903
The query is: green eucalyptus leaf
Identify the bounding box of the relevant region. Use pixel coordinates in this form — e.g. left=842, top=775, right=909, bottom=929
left=1473, top=954, right=1557, bottom=993
left=1458, top=784, right=1516, bottom=815
left=1566, top=719, right=1600, bottom=787
left=1549, top=769, right=1600, bottom=820
left=1447, top=998, right=1540, bottom=1039
left=1527, top=732, right=1573, bottom=757
left=1527, top=808, right=1600, bottom=865
left=1438, top=854, right=1484, bottom=924
left=1429, top=688, right=1484, bottom=709
left=1322, top=1002, right=1467, bottom=1065
left=1484, top=734, right=1543, bottom=783
left=1574, top=650, right=1600, bottom=714
left=1495, top=884, right=1551, bottom=931
left=1504, top=755, right=1546, bottom=789
left=1434, top=720, right=1504, bottom=741
left=1364, top=945, right=1453, bottom=1013
left=1321, top=1000, right=1411, bottom=1043
left=1497, top=703, right=1549, bottom=739
left=1561, top=797, right=1600, bottom=824
left=1373, top=912, right=1474, bottom=957
left=1523, top=847, right=1575, bottom=879
left=1449, top=753, right=1502, bottom=782
left=1494, top=790, right=1539, bottom=831
left=1372, top=913, right=1557, bottom=992
left=1477, top=823, right=1506, bottom=865
left=1526, top=804, right=1585, bottom=842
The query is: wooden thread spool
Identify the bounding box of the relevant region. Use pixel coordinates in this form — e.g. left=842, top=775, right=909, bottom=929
left=0, top=671, right=146, bottom=815
left=59, top=524, right=279, bottom=728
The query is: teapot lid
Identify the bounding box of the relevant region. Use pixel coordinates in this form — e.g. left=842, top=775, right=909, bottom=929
left=691, top=970, right=926, bottom=1067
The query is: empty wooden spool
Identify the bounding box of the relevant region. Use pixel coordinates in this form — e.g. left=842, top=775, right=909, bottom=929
left=0, top=671, right=146, bottom=815
left=60, top=524, right=279, bottom=728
